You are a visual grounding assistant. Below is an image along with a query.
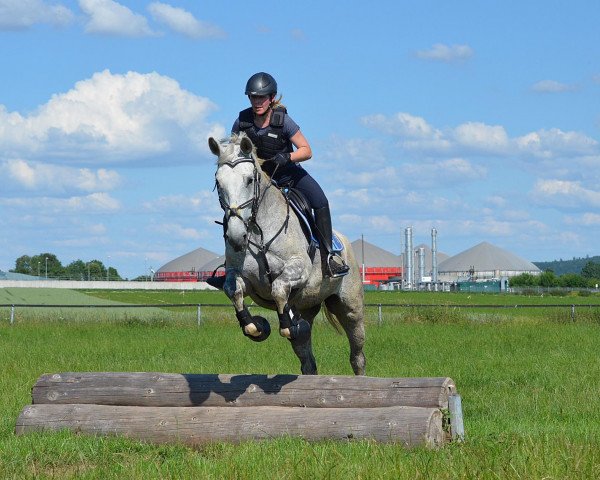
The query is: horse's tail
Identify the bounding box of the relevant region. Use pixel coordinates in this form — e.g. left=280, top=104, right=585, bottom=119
left=321, top=302, right=344, bottom=335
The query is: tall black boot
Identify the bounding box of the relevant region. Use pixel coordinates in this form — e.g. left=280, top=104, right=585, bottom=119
left=314, top=205, right=349, bottom=278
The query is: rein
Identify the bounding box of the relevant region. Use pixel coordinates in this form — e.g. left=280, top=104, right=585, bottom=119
left=217, top=155, right=290, bottom=283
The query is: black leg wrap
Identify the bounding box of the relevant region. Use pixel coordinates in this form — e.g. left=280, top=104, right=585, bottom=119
left=236, top=308, right=270, bottom=342
left=278, top=304, right=311, bottom=343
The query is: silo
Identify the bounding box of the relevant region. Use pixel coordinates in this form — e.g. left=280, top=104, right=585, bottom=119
left=431, top=228, right=438, bottom=284
left=404, top=227, right=413, bottom=289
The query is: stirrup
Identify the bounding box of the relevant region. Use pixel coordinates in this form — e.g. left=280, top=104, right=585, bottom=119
left=326, top=253, right=349, bottom=278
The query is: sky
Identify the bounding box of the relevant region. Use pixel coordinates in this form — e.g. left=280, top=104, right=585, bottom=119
left=1, top=0, right=599, bottom=279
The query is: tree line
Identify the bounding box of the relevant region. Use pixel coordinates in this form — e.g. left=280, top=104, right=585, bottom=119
left=10, top=253, right=124, bottom=281
left=510, top=260, right=600, bottom=289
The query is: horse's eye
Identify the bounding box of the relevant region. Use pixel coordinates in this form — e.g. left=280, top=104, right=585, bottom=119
left=245, top=177, right=253, bottom=187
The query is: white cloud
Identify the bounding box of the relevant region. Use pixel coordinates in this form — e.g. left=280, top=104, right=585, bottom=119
left=415, top=43, right=474, bottom=63
left=142, top=190, right=219, bottom=215
left=362, top=112, right=599, bottom=163
left=0, top=0, right=73, bottom=29
left=0, top=69, right=224, bottom=165
left=531, top=179, right=600, bottom=208
left=565, top=212, right=600, bottom=226
left=0, top=159, right=120, bottom=193
left=515, top=128, right=598, bottom=159
left=452, top=122, right=510, bottom=154
left=79, top=0, right=156, bottom=37
left=531, top=80, right=577, bottom=93
left=148, top=2, right=225, bottom=39
left=149, top=222, right=207, bottom=240
left=0, top=192, right=121, bottom=212
left=401, top=158, right=486, bottom=187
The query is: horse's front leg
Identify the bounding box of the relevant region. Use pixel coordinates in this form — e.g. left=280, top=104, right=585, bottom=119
left=270, top=258, right=311, bottom=343
left=224, top=268, right=270, bottom=342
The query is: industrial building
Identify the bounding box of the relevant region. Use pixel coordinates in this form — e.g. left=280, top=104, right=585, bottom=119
left=154, top=229, right=540, bottom=292
left=437, top=241, right=541, bottom=284
left=154, top=247, right=219, bottom=282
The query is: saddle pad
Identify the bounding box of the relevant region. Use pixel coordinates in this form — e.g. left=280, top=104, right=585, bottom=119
left=288, top=200, right=344, bottom=252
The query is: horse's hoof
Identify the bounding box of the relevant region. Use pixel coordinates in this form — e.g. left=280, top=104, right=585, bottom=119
left=243, top=316, right=270, bottom=342
left=289, top=319, right=311, bottom=343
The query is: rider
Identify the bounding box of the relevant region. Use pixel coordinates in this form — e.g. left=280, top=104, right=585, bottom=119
left=207, top=72, right=348, bottom=288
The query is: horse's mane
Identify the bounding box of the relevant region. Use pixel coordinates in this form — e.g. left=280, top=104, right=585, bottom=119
left=214, top=133, right=262, bottom=166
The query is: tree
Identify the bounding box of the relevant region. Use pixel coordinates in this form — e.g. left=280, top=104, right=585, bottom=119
left=581, top=261, right=600, bottom=280
left=558, top=273, right=588, bottom=288
left=509, top=273, right=539, bottom=287
left=12, top=253, right=63, bottom=278
left=11, top=253, right=123, bottom=281
left=539, top=270, right=559, bottom=288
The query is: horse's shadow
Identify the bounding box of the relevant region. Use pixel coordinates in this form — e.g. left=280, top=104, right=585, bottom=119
left=183, top=373, right=299, bottom=406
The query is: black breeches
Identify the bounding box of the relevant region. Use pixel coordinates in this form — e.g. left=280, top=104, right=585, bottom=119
left=277, top=169, right=328, bottom=210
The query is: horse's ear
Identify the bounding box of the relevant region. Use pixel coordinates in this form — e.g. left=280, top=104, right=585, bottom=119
left=240, top=136, right=253, bottom=155
left=208, top=137, right=220, bottom=156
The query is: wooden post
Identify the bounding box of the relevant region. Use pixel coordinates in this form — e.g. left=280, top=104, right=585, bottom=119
left=197, top=305, right=202, bottom=327
left=30, top=372, right=457, bottom=409
left=378, top=304, right=383, bottom=325
left=448, top=394, right=464, bottom=441
left=16, top=403, right=445, bottom=448
left=17, top=372, right=463, bottom=448
left=10, top=305, right=15, bottom=326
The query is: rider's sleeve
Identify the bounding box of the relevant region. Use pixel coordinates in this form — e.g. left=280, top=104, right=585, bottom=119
left=283, top=115, right=300, bottom=139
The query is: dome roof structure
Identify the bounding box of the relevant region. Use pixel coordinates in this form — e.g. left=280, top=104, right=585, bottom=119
left=350, top=239, right=401, bottom=267
left=156, top=247, right=219, bottom=274
left=438, top=241, right=540, bottom=275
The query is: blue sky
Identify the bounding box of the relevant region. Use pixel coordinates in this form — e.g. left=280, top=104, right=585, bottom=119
left=1, top=0, right=599, bottom=279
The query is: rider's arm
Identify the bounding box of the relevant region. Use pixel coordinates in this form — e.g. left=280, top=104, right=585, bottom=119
left=290, top=130, right=312, bottom=163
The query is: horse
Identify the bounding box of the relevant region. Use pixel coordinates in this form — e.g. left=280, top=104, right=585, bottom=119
left=208, top=133, right=366, bottom=375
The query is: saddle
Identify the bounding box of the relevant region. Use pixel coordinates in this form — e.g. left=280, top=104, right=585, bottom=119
left=282, top=187, right=344, bottom=256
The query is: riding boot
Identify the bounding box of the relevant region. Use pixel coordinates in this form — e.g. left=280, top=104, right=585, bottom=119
left=314, top=205, right=350, bottom=278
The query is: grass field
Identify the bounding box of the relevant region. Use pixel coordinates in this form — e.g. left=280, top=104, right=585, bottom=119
left=1, top=289, right=600, bottom=478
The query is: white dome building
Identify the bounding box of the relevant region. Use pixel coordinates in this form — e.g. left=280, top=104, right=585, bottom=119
left=437, top=241, right=540, bottom=283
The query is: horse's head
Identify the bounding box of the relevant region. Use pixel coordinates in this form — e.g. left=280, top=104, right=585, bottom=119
left=209, top=133, right=262, bottom=252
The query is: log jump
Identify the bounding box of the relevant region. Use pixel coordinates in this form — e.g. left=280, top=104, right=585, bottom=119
left=16, top=372, right=464, bottom=448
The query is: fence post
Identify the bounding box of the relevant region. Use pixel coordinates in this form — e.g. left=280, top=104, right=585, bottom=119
left=197, top=304, right=202, bottom=327
left=378, top=304, right=383, bottom=325
left=10, top=305, right=15, bottom=325
left=571, top=304, right=575, bottom=322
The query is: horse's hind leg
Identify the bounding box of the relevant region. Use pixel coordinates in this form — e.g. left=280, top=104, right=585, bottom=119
left=288, top=304, right=321, bottom=375
left=324, top=294, right=366, bottom=375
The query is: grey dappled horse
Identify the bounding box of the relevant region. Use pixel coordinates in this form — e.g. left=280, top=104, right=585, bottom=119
left=208, top=133, right=366, bottom=375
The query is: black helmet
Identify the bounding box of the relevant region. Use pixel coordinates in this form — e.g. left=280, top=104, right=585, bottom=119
left=245, top=72, right=277, bottom=96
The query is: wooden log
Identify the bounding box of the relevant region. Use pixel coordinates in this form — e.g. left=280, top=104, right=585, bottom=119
left=15, top=403, right=444, bottom=448
left=31, top=372, right=456, bottom=409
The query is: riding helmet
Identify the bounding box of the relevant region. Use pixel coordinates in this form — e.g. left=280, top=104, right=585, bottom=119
left=245, top=72, right=277, bottom=96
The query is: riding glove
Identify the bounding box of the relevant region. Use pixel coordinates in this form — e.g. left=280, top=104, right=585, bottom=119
left=271, top=152, right=291, bottom=167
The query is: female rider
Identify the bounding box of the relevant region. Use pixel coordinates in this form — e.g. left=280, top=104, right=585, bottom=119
left=208, top=72, right=348, bottom=288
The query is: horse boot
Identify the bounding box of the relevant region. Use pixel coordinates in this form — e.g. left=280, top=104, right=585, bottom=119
left=236, top=307, right=271, bottom=342
left=278, top=304, right=311, bottom=343
left=206, top=274, right=226, bottom=290
left=314, top=205, right=350, bottom=278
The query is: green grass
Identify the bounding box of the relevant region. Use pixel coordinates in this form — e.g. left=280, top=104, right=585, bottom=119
left=1, top=289, right=600, bottom=478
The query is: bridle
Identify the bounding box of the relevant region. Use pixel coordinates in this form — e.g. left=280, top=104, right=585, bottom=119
left=215, top=152, right=290, bottom=282
left=216, top=155, right=261, bottom=230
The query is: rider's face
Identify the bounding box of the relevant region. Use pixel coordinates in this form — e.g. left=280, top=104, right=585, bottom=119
left=249, top=94, right=271, bottom=115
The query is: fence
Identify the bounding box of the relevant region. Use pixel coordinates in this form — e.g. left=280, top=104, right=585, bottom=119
left=3, top=302, right=599, bottom=326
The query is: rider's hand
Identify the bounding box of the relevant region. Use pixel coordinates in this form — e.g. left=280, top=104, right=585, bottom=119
left=271, top=152, right=291, bottom=167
